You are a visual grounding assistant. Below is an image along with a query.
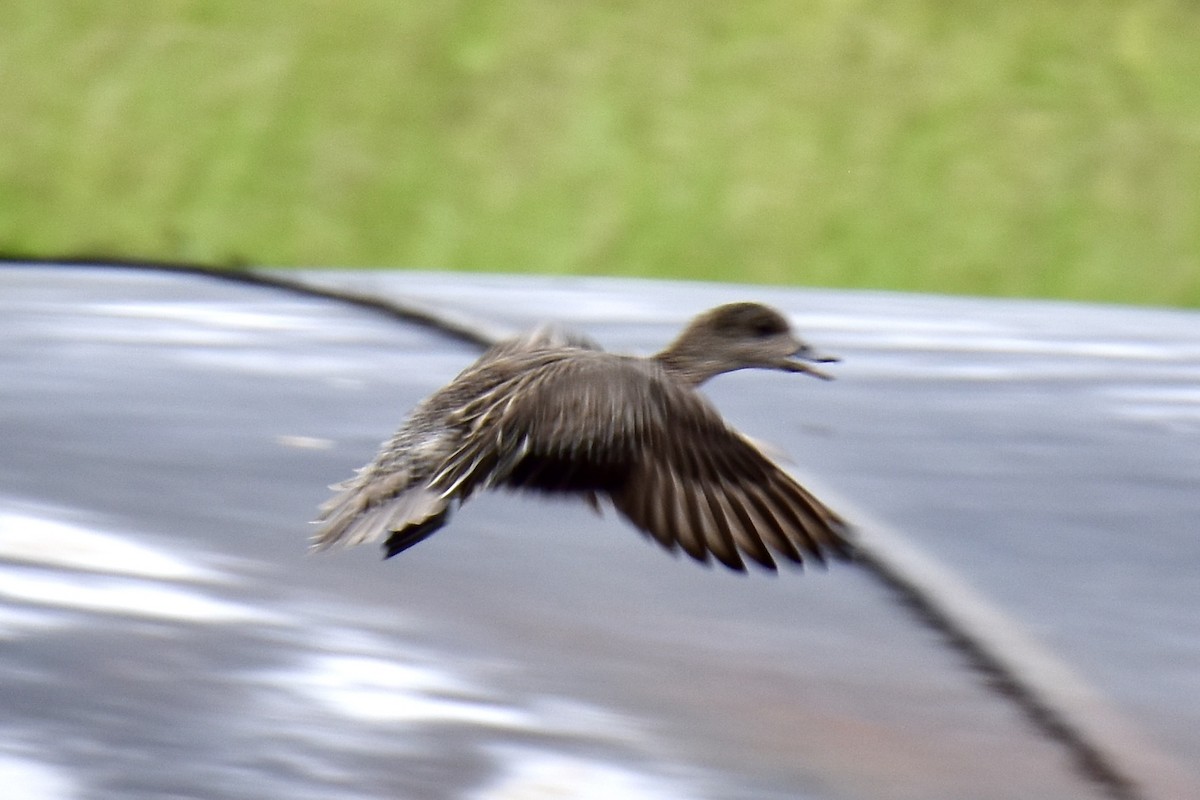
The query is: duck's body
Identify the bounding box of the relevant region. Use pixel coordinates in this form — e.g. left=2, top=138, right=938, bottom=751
left=313, top=303, right=853, bottom=572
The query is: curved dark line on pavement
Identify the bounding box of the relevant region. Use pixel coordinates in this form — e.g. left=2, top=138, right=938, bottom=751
left=854, top=550, right=1140, bottom=800
left=0, top=255, right=495, bottom=349
left=1, top=254, right=1146, bottom=800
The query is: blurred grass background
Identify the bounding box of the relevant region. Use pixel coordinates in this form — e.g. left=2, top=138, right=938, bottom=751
left=1, top=1, right=1198, bottom=306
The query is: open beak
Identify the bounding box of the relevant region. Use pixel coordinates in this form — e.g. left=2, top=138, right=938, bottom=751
left=781, top=343, right=839, bottom=381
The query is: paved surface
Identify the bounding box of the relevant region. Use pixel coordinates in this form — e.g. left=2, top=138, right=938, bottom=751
left=1, top=265, right=1197, bottom=800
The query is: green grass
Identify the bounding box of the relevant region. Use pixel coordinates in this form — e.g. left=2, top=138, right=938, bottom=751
left=3, top=1, right=1199, bottom=306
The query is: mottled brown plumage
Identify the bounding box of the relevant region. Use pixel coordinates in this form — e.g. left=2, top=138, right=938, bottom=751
left=313, top=302, right=853, bottom=572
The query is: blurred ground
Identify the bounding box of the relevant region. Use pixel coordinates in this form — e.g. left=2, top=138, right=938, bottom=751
left=1, top=265, right=1198, bottom=800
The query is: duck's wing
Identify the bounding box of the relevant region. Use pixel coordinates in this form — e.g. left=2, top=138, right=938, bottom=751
left=477, top=323, right=602, bottom=362
left=311, top=330, right=600, bottom=556
left=612, top=412, right=855, bottom=572
left=430, top=355, right=854, bottom=572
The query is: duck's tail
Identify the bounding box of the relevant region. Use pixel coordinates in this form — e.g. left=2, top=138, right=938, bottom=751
left=311, top=472, right=448, bottom=555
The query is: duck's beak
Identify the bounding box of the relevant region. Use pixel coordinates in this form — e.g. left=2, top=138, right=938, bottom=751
left=781, top=342, right=839, bottom=380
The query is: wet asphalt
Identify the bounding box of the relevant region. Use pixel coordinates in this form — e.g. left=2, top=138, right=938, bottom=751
left=1, top=264, right=1197, bottom=800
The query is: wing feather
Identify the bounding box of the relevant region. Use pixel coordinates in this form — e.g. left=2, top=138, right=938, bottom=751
left=567, top=366, right=854, bottom=570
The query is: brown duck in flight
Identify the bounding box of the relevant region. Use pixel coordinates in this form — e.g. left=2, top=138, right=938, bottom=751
left=313, top=302, right=853, bottom=572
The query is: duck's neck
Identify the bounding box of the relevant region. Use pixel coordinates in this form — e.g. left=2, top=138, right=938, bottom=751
left=653, top=347, right=732, bottom=387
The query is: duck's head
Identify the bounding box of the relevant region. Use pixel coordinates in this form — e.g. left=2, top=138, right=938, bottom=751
left=659, top=302, right=839, bottom=385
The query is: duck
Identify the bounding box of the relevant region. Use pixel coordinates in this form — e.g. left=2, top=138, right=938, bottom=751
left=313, top=302, right=853, bottom=572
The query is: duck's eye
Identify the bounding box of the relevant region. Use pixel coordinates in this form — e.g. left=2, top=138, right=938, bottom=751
left=753, top=321, right=783, bottom=337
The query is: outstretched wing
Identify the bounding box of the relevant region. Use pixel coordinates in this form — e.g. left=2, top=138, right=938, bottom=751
left=610, top=413, right=854, bottom=571
left=429, top=353, right=854, bottom=572
left=311, top=327, right=601, bottom=555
